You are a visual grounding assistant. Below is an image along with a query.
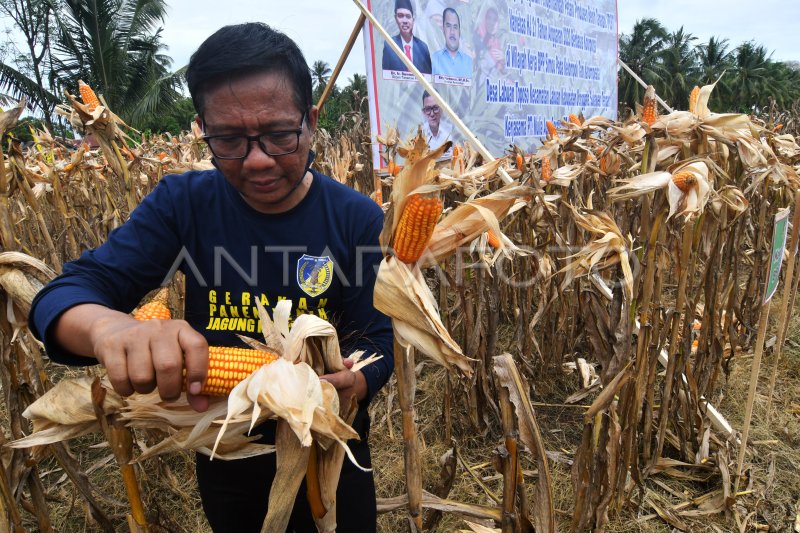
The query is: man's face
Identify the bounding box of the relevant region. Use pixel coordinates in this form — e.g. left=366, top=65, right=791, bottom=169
left=198, top=70, right=318, bottom=214
left=422, top=96, right=440, bottom=129
left=443, top=11, right=460, bottom=53
left=395, top=8, right=414, bottom=41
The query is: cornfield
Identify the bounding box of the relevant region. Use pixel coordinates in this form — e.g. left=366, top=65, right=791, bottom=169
left=0, top=79, right=799, bottom=533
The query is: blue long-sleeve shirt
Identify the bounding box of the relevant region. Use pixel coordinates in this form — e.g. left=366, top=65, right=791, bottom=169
left=29, top=168, right=394, bottom=402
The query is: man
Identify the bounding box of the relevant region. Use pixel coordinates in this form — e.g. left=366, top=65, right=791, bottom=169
left=381, top=0, right=432, bottom=74
left=421, top=90, right=453, bottom=155
left=432, top=8, right=473, bottom=78
left=29, top=23, right=393, bottom=533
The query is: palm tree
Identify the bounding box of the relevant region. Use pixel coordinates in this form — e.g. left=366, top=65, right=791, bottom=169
left=696, top=37, right=732, bottom=109
left=45, top=0, right=183, bottom=126
left=729, top=42, right=775, bottom=112
left=338, top=73, right=368, bottom=114
left=618, top=18, right=669, bottom=111
left=697, top=37, right=731, bottom=84
left=660, top=27, right=698, bottom=109
left=311, top=60, right=332, bottom=91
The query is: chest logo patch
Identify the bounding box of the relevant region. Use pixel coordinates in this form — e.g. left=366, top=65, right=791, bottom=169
left=297, top=254, right=334, bottom=297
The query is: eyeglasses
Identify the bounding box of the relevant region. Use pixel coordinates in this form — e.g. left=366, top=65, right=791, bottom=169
left=422, top=105, right=441, bottom=115
left=202, top=111, right=307, bottom=160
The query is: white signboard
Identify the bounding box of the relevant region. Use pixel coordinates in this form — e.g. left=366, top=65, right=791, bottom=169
left=363, top=0, right=619, bottom=169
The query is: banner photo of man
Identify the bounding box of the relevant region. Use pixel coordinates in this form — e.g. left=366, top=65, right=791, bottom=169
left=432, top=7, right=472, bottom=86
left=363, top=0, right=619, bottom=170
left=421, top=90, right=453, bottom=156
left=381, top=0, right=433, bottom=81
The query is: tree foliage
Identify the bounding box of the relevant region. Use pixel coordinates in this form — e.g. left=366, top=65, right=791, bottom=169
left=312, top=72, right=368, bottom=134
left=0, top=0, right=184, bottom=132
left=619, top=18, right=800, bottom=114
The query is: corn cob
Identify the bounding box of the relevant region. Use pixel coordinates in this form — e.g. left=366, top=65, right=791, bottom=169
left=200, top=347, right=278, bottom=396
left=546, top=120, right=559, bottom=139
left=671, top=170, right=696, bottom=193
left=641, top=86, right=657, bottom=126
left=78, top=80, right=101, bottom=111
left=133, top=297, right=277, bottom=396
left=541, top=156, right=552, bottom=183
left=486, top=230, right=501, bottom=249
left=515, top=153, right=525, bottom=170
left=569, top=113, right=582, bottom=126
left=688, top=86, right=700, bottom=114
left=388, top=160, right=402, bottom=176
left=133, top=300, right=172, bottom=321
left=393, top=194, right=442, bottom=263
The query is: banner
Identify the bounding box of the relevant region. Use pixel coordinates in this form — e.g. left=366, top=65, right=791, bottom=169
left=363, top=0, right=619, bottom=169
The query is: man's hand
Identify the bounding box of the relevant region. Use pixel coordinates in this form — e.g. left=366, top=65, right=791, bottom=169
left=55, top=304, right=210, bottom=412
left=320, top=358, right=368, bottom=408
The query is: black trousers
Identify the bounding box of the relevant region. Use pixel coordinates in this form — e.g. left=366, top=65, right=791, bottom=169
left=196, top=407, right=376, bottom=533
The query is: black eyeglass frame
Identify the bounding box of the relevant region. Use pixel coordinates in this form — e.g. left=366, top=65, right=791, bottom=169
left=202, top=110, right=308, bottom=160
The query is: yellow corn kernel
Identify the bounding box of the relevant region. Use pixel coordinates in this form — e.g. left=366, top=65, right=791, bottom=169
left=541, top=156, right=552, bottom=183
left=641, top=86, right=657, bottom=126
left=393, top=194, right=442, bottom=264
left=688, top=86, right=700, bottom=113
left=78, top=80, right=101, bottom=111
left=569, top=113, right=582, bottom=126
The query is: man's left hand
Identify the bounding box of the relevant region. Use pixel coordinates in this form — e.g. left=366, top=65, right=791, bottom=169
left=320, top=358, right=368, bottom=407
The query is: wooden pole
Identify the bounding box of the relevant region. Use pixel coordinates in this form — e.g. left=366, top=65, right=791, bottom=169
left=394, top=339, right=422, bottom=531
left=351, top=0, right=513, bottom=184
left=765, top=192, right=800, bottom=420
left=317, top=13, right=367, bottom=113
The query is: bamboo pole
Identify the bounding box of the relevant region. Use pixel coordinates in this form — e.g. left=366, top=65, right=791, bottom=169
left=351, top=0, right=513, bottom=184
left=394, top=339, right=422, bottom=531
left=317, top=13, right=367, bottom=113
left=616, top=58, right=673, bottom=113
left=765, top=192, right=800, bottom=420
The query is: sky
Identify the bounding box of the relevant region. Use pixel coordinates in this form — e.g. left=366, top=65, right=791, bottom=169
left=157, top=0, right=800, bottom=90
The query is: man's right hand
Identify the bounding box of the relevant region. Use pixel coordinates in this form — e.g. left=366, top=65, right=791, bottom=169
left=54, top=304, right=210, bottom=412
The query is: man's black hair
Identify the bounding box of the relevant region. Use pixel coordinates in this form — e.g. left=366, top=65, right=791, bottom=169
left=186, top=22, right=312, bottom=118
left=442, top=7, right=460, bottom=26
left=395, top=0, right=413, bottom=15
left=422, top=90, right=431, bottom=105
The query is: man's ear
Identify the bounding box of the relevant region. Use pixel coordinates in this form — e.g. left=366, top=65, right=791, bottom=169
left=307, top=105, right=320, bottom=132
left=195, top=115, right=203, bottom=131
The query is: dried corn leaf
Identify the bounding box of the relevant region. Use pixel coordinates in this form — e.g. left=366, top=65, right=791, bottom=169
left=460, top=521, right=500, bottom=533
left=423, top=185, right=532, bottom=266
left=374, top=256, right=473, bottom=375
